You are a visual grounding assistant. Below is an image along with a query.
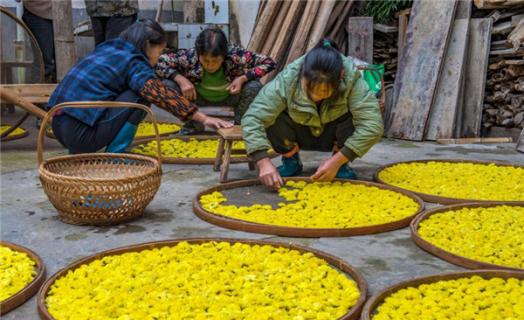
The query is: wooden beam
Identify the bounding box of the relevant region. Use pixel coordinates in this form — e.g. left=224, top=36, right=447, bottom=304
left=386, top=0, right=458, bottom=140
left=52, top=0, right=76, bottom=81
left=306, top=0, right=336, bottom=51
left=517, top=128, right=524, bottom=152
left=437, top=137, right=513, bottom=144
left=347, top=17, right=374, bottom=63
left=461, top=18, right=493, bottom=137
left=261, top=0, right=292, bottom=55
left=247, top=0, right=281, bottom=52
left=425, top=19, right=470, bottom=140
left=474, top=0, right=524, bottom=9
left=286, top=0, right=322, bottom=64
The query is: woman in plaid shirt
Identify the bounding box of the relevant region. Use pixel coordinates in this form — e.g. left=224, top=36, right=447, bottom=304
left=48, top=19, right=231, bottom=154
left=155, top=27, right=276, bottom=134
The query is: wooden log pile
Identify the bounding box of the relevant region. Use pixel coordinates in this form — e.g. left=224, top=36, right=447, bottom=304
left=373, top=30, right=398, bottom=85
left=483, top=8, right=524, bottom=131
left=248, top=0, right=355, bottom=79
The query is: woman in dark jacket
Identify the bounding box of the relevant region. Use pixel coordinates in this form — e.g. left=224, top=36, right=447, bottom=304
left=48, top=19, right=231, bottom=154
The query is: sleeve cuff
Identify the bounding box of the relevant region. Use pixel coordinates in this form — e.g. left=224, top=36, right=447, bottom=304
left=249, top=149, right=269, bottom=162
left=340, top=147, right=358, bottom=161
left=245, top=70, right=256, bottom=81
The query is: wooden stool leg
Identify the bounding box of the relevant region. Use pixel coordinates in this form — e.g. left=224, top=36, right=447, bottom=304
left=214, top=138, right=225, bottom=172
left=220, top=140, right=233, bottom=183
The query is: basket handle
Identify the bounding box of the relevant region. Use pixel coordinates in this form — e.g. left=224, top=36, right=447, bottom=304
left=37, top=101, right=163, bottom=165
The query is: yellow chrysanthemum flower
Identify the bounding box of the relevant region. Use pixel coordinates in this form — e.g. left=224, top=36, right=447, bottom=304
left=373, top=276, right=524, bottom=320
left=135, top=122, right=181, bottom=138
left=132, top=138, right=245, bottom=158
left=45, top=241, right=360, bottom=319
left=0, top=245, right=37, bottom=301
left=418, top=205, right=524, bottom=269
left=0, top=125, right=26, bottom=138
left=199, top=181, right=420, bottom=228
left=378, top=161, right=524, bottom=201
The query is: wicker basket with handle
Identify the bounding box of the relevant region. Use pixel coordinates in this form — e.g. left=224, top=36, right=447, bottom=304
left=37, top=101, right=162, bottom=225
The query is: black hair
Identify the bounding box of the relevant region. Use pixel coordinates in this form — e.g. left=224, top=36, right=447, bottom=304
left=301, top=38, right=343, bottom=93
left=120, top=18, right=166, bottom=55
left=195, top=27, right=228, bottom=58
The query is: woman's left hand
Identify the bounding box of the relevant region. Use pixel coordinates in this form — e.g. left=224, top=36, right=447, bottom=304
left=311, top=152, right=349, bottom=182
left=227, top=75, right=248, bottom=95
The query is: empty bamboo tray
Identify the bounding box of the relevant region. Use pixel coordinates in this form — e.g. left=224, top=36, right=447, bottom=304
left=37, top=238, right=368, bottom=320
left=38, top=102, right=162, bottom=225
left=1, top=241, right=46, bottom=315
left=193, top=177, right=425, bottom=237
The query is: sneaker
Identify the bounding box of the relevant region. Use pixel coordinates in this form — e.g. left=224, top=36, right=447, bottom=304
left=277, top=153, right=303, bottom=177
left=335, top=164, right=357, bottom=179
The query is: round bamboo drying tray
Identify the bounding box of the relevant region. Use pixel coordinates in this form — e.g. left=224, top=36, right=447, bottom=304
left=1, top=126, right=29, bottom=142
left=38, top=102, right=162, bottom=225
left=374, top=159, right=524, bottom=204
left=411, top=202, right=524, bottom=271
left=193, top=177, right=425, bottom=237
left=131, top=135, right=255, bottom=165
left=37, top=237, right=368, bottom=320
left=361, top=269, right=524, bottom=320
left=1, top=241, right=46, bottom=315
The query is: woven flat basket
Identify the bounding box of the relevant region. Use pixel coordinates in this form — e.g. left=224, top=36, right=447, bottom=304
left=38, top=102, right=162, bottom=225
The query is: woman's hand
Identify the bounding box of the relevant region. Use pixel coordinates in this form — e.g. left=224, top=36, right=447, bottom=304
left=257, top=157, right=283, bottom=189
left=174, top=74, right=197, bottom=101
left=227, top=75, right=248, bottom=95
left=311, top=152, right=349, bottom=182
left=192, top=112, right=233, bottom=130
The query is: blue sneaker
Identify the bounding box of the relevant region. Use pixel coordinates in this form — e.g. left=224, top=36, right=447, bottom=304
left=277, top=153, right=303, bottom=177
left=336, top=164, right=357, bottom=179
left=106, top=122, right=138, bottom=153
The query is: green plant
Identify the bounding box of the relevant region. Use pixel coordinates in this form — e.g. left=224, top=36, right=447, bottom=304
left=358, top=0, right=413, bottom=24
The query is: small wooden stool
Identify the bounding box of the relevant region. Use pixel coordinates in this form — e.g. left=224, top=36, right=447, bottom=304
left=214, top=126, right=255, bottom=183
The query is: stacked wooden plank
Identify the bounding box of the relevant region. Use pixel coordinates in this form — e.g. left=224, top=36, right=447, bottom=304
left=247, top=0, right=355, bottom=78
left=373, top=31, right=398, bottom=85
left=482, top=9, right=524, bottom=132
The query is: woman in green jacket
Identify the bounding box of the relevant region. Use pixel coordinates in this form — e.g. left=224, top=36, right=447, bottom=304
left=241, top=39, right=384, bottom=188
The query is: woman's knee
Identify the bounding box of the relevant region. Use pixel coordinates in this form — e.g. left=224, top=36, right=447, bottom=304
left=240, top=80, right=263, bottom=98
left=162, top=79, right=181, bottom=93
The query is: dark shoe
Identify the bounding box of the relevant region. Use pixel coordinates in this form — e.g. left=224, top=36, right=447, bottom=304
left=178, top=120, right=205, bottom=135
left=336, top=164, right=357, bottom=179
left=277, top=153, right=303, bottom=177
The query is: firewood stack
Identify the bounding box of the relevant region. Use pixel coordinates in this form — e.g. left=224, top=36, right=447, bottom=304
left=479, top=0, right=524, bottom=132
left=248, top=0, right=355, bottom=79
left=373, top=31, right=398, bottom=85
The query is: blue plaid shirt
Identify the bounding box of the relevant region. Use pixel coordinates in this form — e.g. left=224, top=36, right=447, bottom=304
left=48, top=39, right=155, bottom=126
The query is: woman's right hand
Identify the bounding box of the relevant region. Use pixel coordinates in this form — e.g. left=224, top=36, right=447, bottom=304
left=257, top=157, right=283, bottom=189
left=174, top=75, right=197, bottom=101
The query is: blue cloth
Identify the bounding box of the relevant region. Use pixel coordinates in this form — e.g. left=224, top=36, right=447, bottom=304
left=48, top=38, right=155, bottom=126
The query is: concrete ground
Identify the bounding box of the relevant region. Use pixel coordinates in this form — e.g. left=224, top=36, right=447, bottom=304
left=1, top=110, right=523, bottom=319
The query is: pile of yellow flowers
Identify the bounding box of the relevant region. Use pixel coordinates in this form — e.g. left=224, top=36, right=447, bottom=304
left=135, top=122, right=181, bottom=138
left=378, top=161, right=524, bottom=201
left=373, top=275, right=524, bottom=320
left=0, top=125, right=26, bottom=138
left=46, top=241, right=360, bottom=319
left=200, top=180, right=420, bottom=228
left=0, top=245, right=37, bottom=301
left=418, top=205, right=524, bottom=269
left=132, top=138, right=245, bottom=158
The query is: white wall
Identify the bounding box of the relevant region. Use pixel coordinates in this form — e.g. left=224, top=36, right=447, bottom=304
left=230, top=0, right=259, bottom=47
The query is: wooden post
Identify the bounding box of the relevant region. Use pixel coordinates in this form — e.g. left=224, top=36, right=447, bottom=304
left=517, top=128, right=524, bottom=153
left=347, top=17, right=374, bottom=63
left=183, top=0, right=204, bottom=22
left=306, top=0, right=336, bottom=51
left=52, top=0, right=76, bottom=82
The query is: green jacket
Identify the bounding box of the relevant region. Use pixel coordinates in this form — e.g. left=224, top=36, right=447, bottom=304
left=241, top=54, right=384, bottom=161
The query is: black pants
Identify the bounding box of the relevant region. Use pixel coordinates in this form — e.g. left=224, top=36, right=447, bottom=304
left=52, top=90, right=147, bottom=154
left=267, top=112, right=355, bottom=154
left=164, top=79, right=262, bottom=125
left=90, top=14, right=137, bottom=46
left=22, top=9, right=56, bottom=82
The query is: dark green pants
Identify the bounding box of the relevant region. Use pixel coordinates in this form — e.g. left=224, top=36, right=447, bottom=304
left=267, top=112, right=355, bottom=154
